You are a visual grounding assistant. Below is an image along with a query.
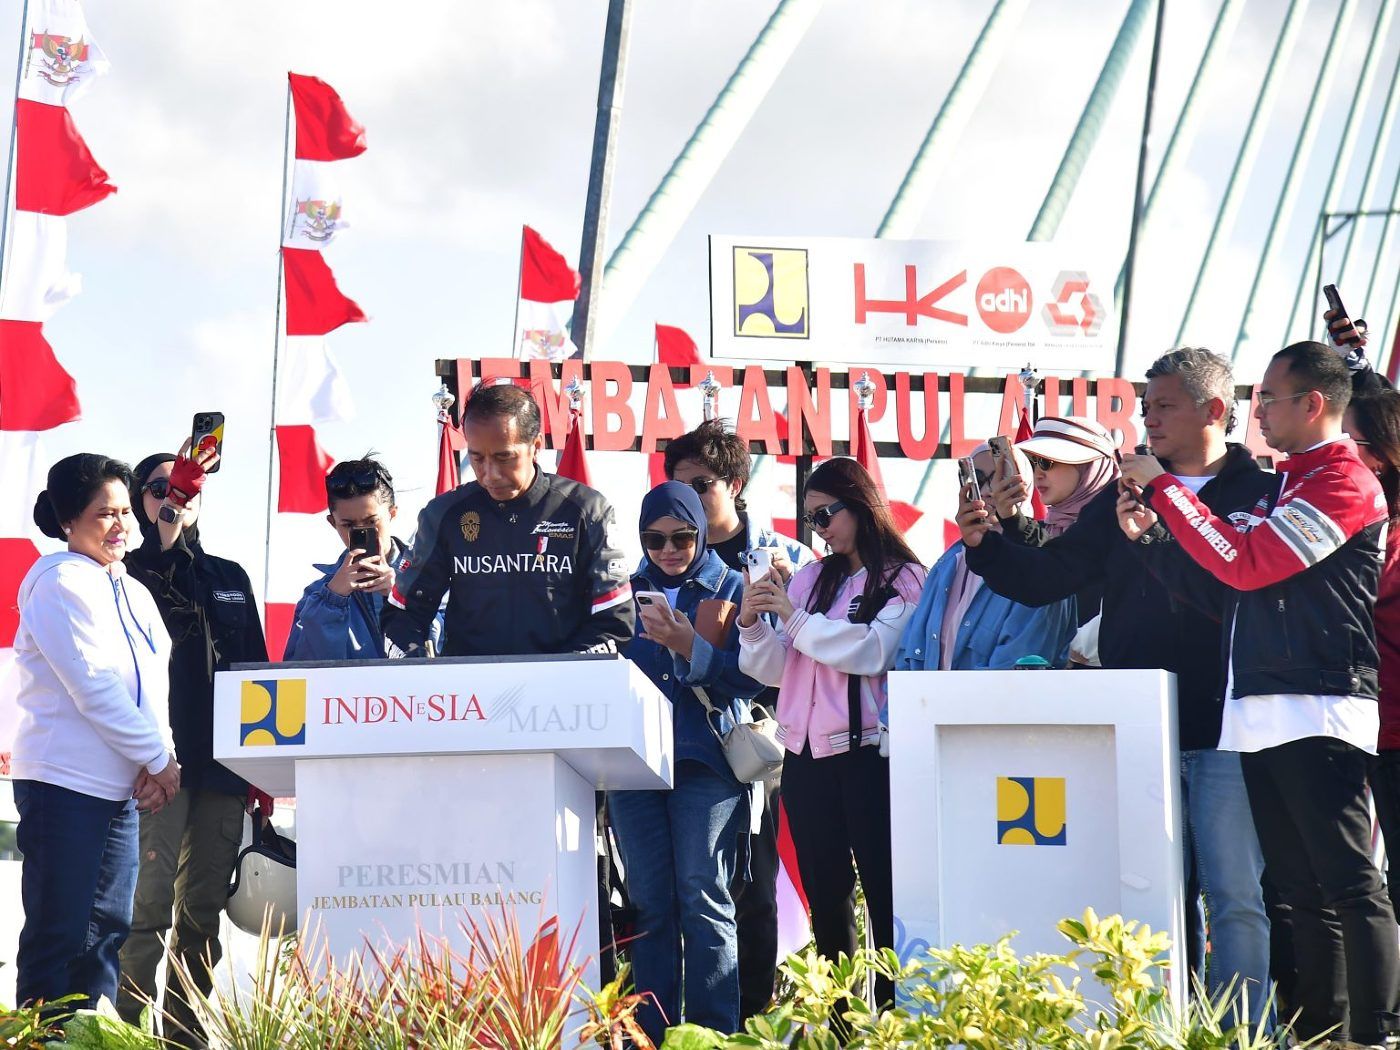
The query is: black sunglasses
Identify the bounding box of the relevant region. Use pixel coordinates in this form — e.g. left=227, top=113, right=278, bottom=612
left=141, top=478, right=171, bottom=500
left=640, top=528, right=699, bottom=552
left=801, top=500, right=847, bottom=530
left=1026, top=453, right=1058, bottom=473
left=326, top=466, right=393, bottom=498
left=687, top=476, right=729, bottom=495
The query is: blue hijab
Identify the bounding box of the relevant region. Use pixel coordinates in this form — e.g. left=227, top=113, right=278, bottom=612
left=639, top=481, right=709, bottom=586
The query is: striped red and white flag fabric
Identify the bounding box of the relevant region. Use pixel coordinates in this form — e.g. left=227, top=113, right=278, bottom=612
left=515, top=226, right=580, bottom=362
left=264, top=73, right=367, bottom=658
left=0, top=0, right=112, bottom=770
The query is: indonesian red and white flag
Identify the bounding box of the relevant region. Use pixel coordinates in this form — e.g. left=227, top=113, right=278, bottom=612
left=852, top=408, right=923, bottom=534
left=0, top=213, right=79, bottom=321
left=275, top=424, right=335, bottom=514
left=20, top=0, right=109, bottom=107
left=515, top=226, right=580, bottom=362
left=275, top=336, right=354, bottom=425
left=655, top=323, right=701, bottom=388
left=437, top=417, right=465, bottom=496
left=283, top=247, right=366, bottom=336
left=14, top=99, right=114, bottom=215
left=289, top=73, right=367, bottom=161
left=556, top=409, right=591, bottom=486
left=1015, top=409, right=1047, bottom=519
left=283, top=161, right=347, bottom=249
left=0, top=320, right=80, bottom=431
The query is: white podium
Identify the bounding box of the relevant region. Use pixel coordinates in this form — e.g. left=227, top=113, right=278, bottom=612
left=888, top=669, right=1183, bottom=1004
left=213, top=653, right=672, bottom=985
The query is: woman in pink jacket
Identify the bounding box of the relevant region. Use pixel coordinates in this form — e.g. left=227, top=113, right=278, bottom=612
left=737, top=458, right=926, bottom=1009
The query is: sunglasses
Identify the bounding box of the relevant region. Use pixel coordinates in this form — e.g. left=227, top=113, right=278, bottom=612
left=1026, top=453, right=1059, bottom=473
left=326, top=466, right=393, bottom=498
left=801, top=500, right=847, bottom=530
left=141, top=478, right=171, bottom=500
left=640, top=528, right=699, bottom=552
left=687, top=476, right=729, bottom=495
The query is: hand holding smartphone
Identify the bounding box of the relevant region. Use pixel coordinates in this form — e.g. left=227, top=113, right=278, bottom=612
left=958, top=456, right=984, bottom=521
left=348, top=526, right=381, bottom=563
left=635, top=591, right=671, bottom=613
left=191, top=412, right=225, bottom=473
left=744, top=548, right=773, bottom=584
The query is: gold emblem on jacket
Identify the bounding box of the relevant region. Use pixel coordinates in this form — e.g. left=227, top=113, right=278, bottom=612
left=460, top=511, right=480, bottom=542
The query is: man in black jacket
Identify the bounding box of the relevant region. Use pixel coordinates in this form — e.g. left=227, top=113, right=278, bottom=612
left=960, top=348, right=1276, bottom=1023
left=117, top=446, right=268, bottom=1047
left=383, top=382, right=634, bottom=657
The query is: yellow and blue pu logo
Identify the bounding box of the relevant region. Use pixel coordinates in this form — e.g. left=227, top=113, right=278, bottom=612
left=240, top=679, right=307, bottom=747
left=997, top=776, right=1066, bottom=846
left=733, top=246, right=809, bottom=339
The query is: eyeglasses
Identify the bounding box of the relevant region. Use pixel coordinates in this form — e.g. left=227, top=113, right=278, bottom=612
left=640, top=528, right=699, bottom=552
left=974, top=469, right=994, bottom=489
left=1256, top=390, right=1315, bottom=410
left=687, top=476, right=728, bottom=495
left=1026, top=454, right=1059, bottom=473
left=326, top=465, right=393, bottom=499
left=141, top=478, right=171, bottom=500
left=801, top=500, right=847, bottom=530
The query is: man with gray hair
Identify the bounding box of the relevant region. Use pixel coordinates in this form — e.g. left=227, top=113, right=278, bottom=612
left=960, top=347, right=1278, bottom=1023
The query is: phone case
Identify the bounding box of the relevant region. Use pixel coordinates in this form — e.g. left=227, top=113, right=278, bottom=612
left=192, top=412, right=225, bottom=474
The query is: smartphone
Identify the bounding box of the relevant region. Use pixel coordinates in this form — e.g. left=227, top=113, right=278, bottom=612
left=1323, top=284, right=1364, bottom=346
left=191, top=412, right=225, bottom=473
left=987, top=435, right=1012, bottom=477
left=635, top=591, right=671, bottom=612
left=745, top=548, right=773, bottom=584
left=1134, top=443, right=1150, bottom=457
left=957, top=456, right=981, bottom=505
left=348, top=526, right=380, bottom=562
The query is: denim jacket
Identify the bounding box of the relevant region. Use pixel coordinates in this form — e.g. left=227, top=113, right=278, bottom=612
left=626, top=549, right=762, bottom=781
left=895, top=543, right=1075, bottom=671
left=285, top=541, right=442, bottom=661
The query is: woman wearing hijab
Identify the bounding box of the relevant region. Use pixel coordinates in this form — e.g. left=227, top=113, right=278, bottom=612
left=988, top=415, right=1120, bottom=624
left=115, top=444, right=268, bottom=1048
left=896, top=441, right=1076, bottom=671
left=608, top=481, right=761, bottom=1044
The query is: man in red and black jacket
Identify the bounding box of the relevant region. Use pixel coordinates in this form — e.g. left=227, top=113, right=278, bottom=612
left=1119, top=341, right=1398, bottom=1048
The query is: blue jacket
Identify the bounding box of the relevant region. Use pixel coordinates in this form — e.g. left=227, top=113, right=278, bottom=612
left=285, top=541, right=441, bottom=662
left=625, top=549, right=762, bottom=781
left=895, top=543, right=1075, bottom=672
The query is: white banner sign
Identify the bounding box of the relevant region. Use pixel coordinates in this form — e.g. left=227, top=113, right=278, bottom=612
left=709, top=235, right=1118, bottom=372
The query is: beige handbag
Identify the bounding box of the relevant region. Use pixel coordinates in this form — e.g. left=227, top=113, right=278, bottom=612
left=692, top=686, right=785, bottom=783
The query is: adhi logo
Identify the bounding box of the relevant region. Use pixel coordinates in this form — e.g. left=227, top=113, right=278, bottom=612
left=975, top=267, right=1032, bottom=334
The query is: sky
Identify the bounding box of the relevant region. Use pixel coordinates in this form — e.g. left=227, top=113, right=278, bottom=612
left=2, top=0, right=1398, bottom=584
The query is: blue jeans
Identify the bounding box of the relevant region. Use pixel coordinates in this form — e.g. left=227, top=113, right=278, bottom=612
left=14, top=780, right=140, bottom=1010
left=1181, top=748, right=1271, bottom=1026
left=608, top=760, right=745, bottom=1044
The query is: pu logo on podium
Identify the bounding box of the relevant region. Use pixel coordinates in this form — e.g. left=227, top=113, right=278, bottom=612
left=997, top=775, right=1066, bottom=846
left=733, top=246, right=809, bottom=338
left=241, top=679, right=307, bottom=746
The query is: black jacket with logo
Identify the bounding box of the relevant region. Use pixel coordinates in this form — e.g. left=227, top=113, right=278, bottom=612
left=126, top=532, right=266, bottom=795
left=963, top=444, right=1275, bottom=749
left=383, top=468, right=634, bottom=657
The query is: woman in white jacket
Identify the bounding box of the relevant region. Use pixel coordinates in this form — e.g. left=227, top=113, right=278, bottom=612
left=12, top=454, right=179, bottom=1011
left=738, top=457, right=926, bottom=1012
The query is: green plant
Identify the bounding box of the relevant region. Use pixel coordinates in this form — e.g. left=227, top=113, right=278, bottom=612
left=0, top=994, right=77, bottom=1048
left=659, top=908, right=1316, bottom=1050
left=49, top=998, right=160, bottom=1050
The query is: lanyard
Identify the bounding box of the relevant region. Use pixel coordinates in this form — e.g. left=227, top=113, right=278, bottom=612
left=111, top=575, right=156, bottom=707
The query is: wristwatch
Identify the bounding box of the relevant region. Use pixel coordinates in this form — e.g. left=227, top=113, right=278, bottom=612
left=158, top=504, right=180, bottom=524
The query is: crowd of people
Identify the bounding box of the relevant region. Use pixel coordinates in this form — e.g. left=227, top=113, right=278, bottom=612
left=9, top=313, right=1400, bottom=1048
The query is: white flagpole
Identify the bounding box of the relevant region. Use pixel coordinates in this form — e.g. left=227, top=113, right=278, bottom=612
left=262, top=82, right=292, bottom=608
left=509, top=227, right=523, bottom=362
left=0, top=0, right=32, bottom=296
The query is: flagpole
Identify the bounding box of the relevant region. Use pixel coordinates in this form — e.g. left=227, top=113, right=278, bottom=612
left=509, top=227, right=523, bottom=361
left=262, top=82, right=292, bottom=607
left=0, top=0, right=32, bottom=293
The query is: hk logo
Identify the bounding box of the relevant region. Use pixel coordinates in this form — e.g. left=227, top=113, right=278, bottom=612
left=241, top=679, right=307, bottom=747
left=1042, top=271, right=1104, bottom=337
left=997, top=775, right=1066, bottom=846
left=734, top=247, right=809, bottom=338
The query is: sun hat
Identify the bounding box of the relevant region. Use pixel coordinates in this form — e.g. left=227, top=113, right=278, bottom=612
left=1015, top=415, right=1116, bottom=465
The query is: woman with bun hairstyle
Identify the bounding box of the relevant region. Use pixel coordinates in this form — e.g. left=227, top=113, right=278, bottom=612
left=11, top=454, right=178, bottom=1011
left=737, top=458, right=926, bottom=1009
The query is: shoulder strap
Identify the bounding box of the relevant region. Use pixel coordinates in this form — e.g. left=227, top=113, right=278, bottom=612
left=846, top=575, right=899, bottom=749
